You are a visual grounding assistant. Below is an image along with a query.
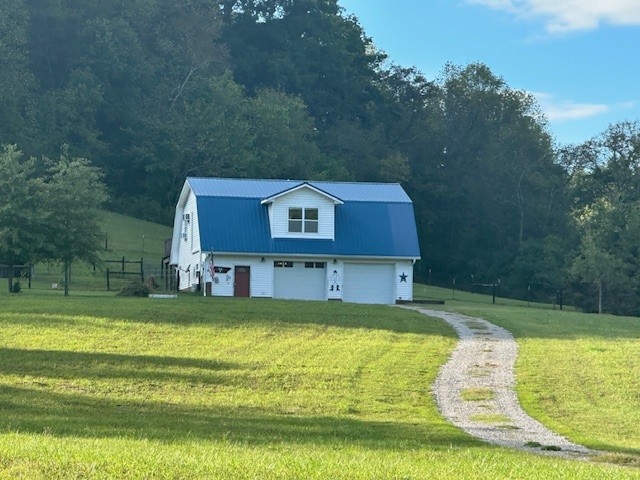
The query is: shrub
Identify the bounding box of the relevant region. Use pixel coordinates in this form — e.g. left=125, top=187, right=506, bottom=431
left=118, top=282, right=151, bottom=297
left=11, top=281, right=21, bottom=294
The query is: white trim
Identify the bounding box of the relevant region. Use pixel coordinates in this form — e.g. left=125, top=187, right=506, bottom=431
left=261, top=182, right=343, bottom=205
left=203, top=251, right=420, bottom=261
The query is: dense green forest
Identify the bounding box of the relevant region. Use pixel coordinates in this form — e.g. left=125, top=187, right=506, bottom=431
left=2, top=0, right=640, bottom=314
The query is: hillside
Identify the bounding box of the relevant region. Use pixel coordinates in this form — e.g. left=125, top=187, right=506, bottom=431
left=19, top=211, right=172, bottom=294
left=101, top=211, right=172, bottom=262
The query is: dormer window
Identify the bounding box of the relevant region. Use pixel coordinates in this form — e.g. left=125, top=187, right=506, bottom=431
left=289, top=207, right=318, bottom=233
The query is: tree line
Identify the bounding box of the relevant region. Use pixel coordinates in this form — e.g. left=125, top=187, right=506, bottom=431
left=1, top=0, right=639, bottom=313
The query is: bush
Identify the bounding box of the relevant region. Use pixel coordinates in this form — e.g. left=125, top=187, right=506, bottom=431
left=11, top=281, right=21, bottom=294
left=118, top=282, right=151, bottom=297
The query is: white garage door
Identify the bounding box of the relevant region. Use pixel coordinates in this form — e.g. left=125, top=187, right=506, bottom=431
left=274, top=261, right=326, bottom=300
left=342, top=263, right=395, bottom=304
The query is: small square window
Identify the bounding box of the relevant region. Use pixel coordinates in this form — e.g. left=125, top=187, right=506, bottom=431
left=315, top=262, right=325, bottom=269
left=288, top=207, right=319, bottom=233
left=305, top=262, right=315, bottom=268
left=283, top=261, right=293, bottom=268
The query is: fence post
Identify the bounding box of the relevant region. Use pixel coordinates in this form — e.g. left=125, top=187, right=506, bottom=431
left=559, top=289, right=563, bottom=310
left=140, top=257, right=144, bottom=283
left=106, top=268, right=110, bottom=291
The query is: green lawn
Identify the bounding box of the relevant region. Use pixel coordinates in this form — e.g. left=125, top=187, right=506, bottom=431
left=0, top=294, right=638, bottom=478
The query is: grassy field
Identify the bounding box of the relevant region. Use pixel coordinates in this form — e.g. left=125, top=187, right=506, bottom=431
left=415, top=284, right=640, bottom=463
left=101, top=211, right=172, bottom=260
left=24, top=211, right=172, bottom=293
left=0, top=293, right=639, bottom=478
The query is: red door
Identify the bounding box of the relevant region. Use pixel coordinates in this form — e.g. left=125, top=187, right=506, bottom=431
left=234, top=266, right=250, bottom=297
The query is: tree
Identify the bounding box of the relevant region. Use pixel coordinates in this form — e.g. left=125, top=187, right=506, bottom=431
left=220, top=0, right=384, bottom=126
left=246, top=88, right=347, bottom=180
left=418, top=63, right=567, bottom=284
left=564, top=121, right=640, bottom=314
left=570, top=233, right=626, bottom=314
left=0, top=0, right=34, bottom=148
left=0, top=145, right=46, bottom=292
left=568, top=190, right=634, bottom=313
left=44, top=146, right=108, bottom=296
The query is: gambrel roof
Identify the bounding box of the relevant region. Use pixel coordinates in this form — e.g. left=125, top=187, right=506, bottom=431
left=183, top=177, right=420, bottom=258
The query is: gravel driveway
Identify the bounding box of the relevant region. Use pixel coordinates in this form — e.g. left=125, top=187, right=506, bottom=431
left=408, top=307, right=599, bottom=460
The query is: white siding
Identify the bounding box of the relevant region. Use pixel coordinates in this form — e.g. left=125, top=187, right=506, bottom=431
left=204, top=255, right=273, bottom=298
left=395, top=261, right=414, bottom=301
left=269, top=188, right=335, bottom=239
left=250, top=260, right=273, bottom=298
left=177, top=190, right=202, bottom=291
left=342, top=263, right=396, bottom=304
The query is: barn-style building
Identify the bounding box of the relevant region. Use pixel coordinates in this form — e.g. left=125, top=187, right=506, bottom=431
left=170, top=177, right=420, bottom=304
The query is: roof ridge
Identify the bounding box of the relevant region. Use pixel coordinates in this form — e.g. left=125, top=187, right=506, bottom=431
left=186, top=176, right=401, bottom=187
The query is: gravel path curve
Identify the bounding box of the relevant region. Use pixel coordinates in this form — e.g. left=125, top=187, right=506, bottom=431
left=409, top=307, right=599, bottom=460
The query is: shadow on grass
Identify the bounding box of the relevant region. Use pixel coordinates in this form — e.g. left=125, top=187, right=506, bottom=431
left=0, top=384, right=478, bottom=450
left=0, top=348, right=243, bottom=386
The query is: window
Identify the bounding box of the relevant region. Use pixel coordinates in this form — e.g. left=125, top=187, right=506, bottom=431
left=305, top=262, right=325, bottom=269
left=274, top=261, right=293, bottom=268
left=305, top=208, right=318, bottom=233
left=288, top=208, right=319, bottom=233
left=288, top=208, right=302, bottom=232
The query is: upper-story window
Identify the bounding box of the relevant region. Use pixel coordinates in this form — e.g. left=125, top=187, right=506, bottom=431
left=288, top=207, right=318, bottom=233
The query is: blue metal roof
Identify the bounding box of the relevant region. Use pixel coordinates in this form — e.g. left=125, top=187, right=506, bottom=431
left=187, top=177, right=412, bottom=203
left=189, top=178, right=420, bottom=258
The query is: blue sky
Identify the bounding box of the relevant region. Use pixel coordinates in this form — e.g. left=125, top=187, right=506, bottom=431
left=339, top=0, right=640, bottom=146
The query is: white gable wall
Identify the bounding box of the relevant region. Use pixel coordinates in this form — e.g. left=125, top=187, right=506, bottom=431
left=177, top=189, right=202, bottom=291
left=269, top=189, right=335, bottom=239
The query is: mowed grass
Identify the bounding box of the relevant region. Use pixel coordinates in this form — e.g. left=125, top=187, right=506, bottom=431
left=418, top=285, right=640, bottom=464
left=1, top=295, right=637, bottom=478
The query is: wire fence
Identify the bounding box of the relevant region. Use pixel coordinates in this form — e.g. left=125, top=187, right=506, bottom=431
left=1, top=258, right=177, bottom=294
left=413, top=261, right=564, bottom=308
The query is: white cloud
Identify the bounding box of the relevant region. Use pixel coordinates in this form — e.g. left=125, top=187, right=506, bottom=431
left=467, top=0, right=640, bottom=33
left=533, top=92, right=610, bottom=121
